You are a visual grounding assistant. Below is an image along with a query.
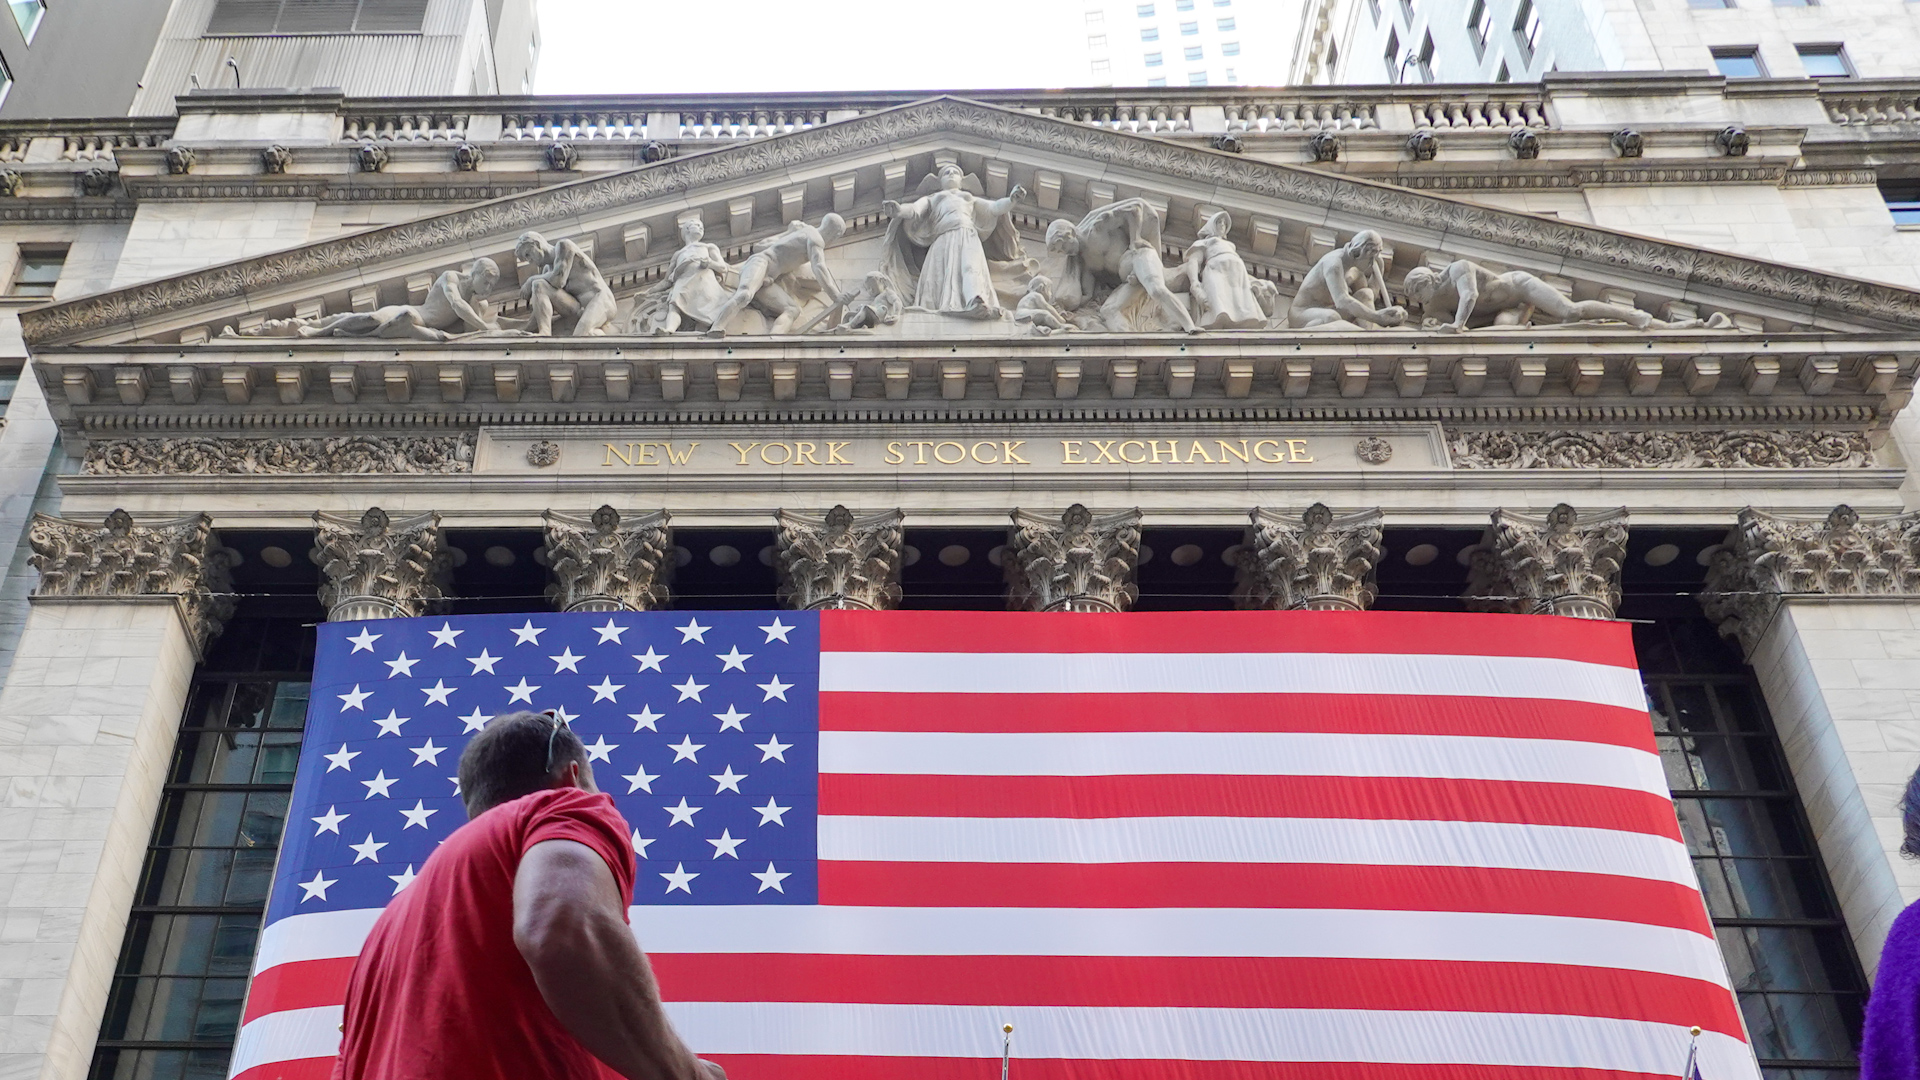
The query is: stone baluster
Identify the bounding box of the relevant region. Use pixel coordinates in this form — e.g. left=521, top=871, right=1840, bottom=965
left=311, top=507, right=449, bottom=621
left=1005, top=503, right=1143, bottom=613
left=1234, top=503, right=1384, bottom=611
left=1464, top=503, right=1628, bottom=619
left=543, top=505, right=673, bottom=612
left=774, top=505, right=906, bottom=610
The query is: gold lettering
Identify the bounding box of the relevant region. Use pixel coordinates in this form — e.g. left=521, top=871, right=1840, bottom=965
left=1088, top=440, right=1122, bottom=464
left=1118, top=440, right=1149, bottom=464
left=970, top=441, right=999, bottom=465
left=1002, top=440, right=1030, bottom=465
left=1187, top=440, right=1215, bottom=464
left=728, top=441, right=759, bottom=466
left=795, top=441, right=823, bottom=466
left=603, top=442, right=634, bottom=467
left=636, top=442, right=661, bottom=466
left=827, top=442, right=853, bottom=465
left=934, top=441, right=967, bottom=465
left=1253, top=439, right=1284, bottom=463
left=1216, top=439, right=1251, bottom=463
left=664, top=442, right=699, bottom=465
left=1061, top=440, right=1086, bottom=464
left=906, top=440, right=934, bottom=465
left=1149, top=439, right=1179, bottom=463
left=760, top=442, right=794, bottom=466
left=886, top=442, right=906, bottom=465
left=1288, top=438, right=1315, bottom=463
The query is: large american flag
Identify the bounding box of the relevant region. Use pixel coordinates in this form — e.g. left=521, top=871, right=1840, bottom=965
left=235, top=609, right=1757, bottom=1080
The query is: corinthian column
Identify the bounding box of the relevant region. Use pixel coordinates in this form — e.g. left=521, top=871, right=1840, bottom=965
left=1234, top=504, right=1384, bottom=611
left=1006, top=504, right=1143, bottom=613
left=774, top=505, right=905, bottom=610
left=543, top=506, right=673, bottom=612
left=311, top=507, right=449, bottom=621
left=1465, top=503, right=1628, bottom=619
left=0, top=511, right=233, bottom=1080
left=1700, top=504, right=1920, bottom=976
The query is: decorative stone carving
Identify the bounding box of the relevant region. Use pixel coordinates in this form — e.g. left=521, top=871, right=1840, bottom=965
left=1040, top=198, right=1197, bottom=333
left=356, top=142, right=389, bottom=172
left=526, top=440, right=561, bottom=467
left=453, top=142, right=484, bottom=171
left=1612, top=129, right=1644, bottom=158
left=543, top=505, right=673, bottom=613
left=1006, top=504, right=1142, bottom=613
left=1447, top=429, right=1874, bottom=469
left=1013, top=275, right=1071, bottom=334
left=1211, top=132, right=1245, bottom=154
left=1702, top=505, right=1920, bottom=652
left=545, top=142, right=578, bottom=171
left=834, top=270, right=905, bottom=331
left=1403, top=258, right=1655, bottom=330
left=640, top=140, right=674, bottom=163
left=28, top=509, right=234, bottom=649
left=1307, top=131, right=1340, bottom=162
left=229, top=258, right=514, bottom=340
left=706, top=214, right=848, bottom=336
left=1355, top=436, right=1393, bottom=464
left=85, top=435, right=476, bottom=475
left=1508, top=129, right=1541, bottom=159
left=1717, top=126, right=1750, bottom=157
left=164, top=146, right=196, bottom=175
left=0, top=169, right=20, bottom=197
left=630, top=215, right=735, bottom=335
left=1466, top=504, right=1629, bottom=619
left=312, top=507, right=449, bottom=621
left=1288, top=229, right=1406, bottom=329
left=1180, top=210, right=1267, bottom=330
left=774, top=505, right=905, bottom=610
left=1406, top=130, right=1439, bottom=161
left=515, top=231, right=618, bottom=336
left=78, top=168, right=113, bottom=197
left=261, top=145, right=293, bottom=173
left=1234, top=504, right=1383, bottom=611
left=880, top=164, right=1026, bottom=319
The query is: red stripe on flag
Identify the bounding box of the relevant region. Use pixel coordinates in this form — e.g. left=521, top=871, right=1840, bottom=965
left=653, top=953, right=1743, bottom=1036
left=230, top=1056, right=336, bottom=1080
left=820, top=774, right=1682, bottom=839
left=820, top=610, right=1637, bottom=667
left=815, top=862, right=1714, bottom=934
left=242, top=957, right=355, bottom=1025
left=700, top=1054, right=1695, bottom=1080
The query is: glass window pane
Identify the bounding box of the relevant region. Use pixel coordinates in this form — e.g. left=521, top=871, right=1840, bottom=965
left=1741, top=989, right=1863, bottom=1064
left=11, top=250, right=64, bottom=297
left=1180, top=20, right=1197, bottom=33
left=1798, top=47, right=1850, bottom=76
left=1715, top=50, right=1765, bottom=77
left=1222, top=40, right=1239, bottom=54
left=1141, top=26, right=1158, bottom=40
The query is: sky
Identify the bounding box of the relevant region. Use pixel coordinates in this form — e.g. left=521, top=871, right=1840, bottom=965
left=533, top=0, right=1093, bottom=95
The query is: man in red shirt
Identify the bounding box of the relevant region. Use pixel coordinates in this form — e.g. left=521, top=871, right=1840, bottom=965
left=333, top=710, right=722, bottom=1080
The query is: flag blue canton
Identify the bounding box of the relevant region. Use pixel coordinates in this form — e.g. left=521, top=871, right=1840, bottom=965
left=270, top=610, right=820, bottom=922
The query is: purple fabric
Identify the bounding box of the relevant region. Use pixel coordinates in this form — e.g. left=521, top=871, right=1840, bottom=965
left=1862, top=900, right=1920, bottom=1080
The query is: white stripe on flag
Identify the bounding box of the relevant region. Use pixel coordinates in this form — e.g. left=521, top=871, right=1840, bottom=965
left=818, top=651, right=1647, bottom=710
left=230, top=1005, right=342, bottom=1074
left=819, top=730, right=1668, bottom=794
left=817, top=814, right=1697, bottom=884
left=251, top=908, right=382, bottom=975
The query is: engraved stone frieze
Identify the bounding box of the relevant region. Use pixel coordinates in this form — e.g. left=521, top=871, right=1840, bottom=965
left=28, top=508, right=235, bottom=648
left=1234, top=503, right=1383, bottom=611
left=1701, top=505, right=1920, bottom=653
left=774, top=505, right=905, bottom=611
left=1447, top=429, right=1875, bottom=469
left=543, top=505, right=673, bottom=613
left=312, top=507, right=449, bottom=621
left=1006, top=503, right=1142, bottom=613
left=83, top=435, right=476, bottom=475
left=1466, top=504, right=1629, bottom=619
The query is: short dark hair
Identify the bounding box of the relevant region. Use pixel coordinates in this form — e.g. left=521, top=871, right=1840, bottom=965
left=1903, top=766, right=1920, bottom=860
left=457, top=710, right=587, bottom=817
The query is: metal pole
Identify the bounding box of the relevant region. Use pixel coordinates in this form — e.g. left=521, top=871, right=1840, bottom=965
left=1001, top=1023, right=1013, bottom=1080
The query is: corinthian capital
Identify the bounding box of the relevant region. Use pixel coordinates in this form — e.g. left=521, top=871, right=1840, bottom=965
left=1006, top=504, right=1142, bottom=613
left=544, top=506, right=673, bottom=612
left=312, top=507, right=449, bottom=621
left=1234, top=504, right=1384, bottom=611
left=774, top=506, right=905, bottom=611
left=28, top=508, right=235, bottom=649
left=1702, top=504, right=1920, bottom=653
left=1466, top=503, right=1629, bottom=619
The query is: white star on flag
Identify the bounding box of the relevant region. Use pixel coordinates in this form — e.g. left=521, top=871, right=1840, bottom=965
left=361, top=770, right=397, bottom=799
left=631, top=830, right=655, bottom=858
left=460, top=708, right=490, bottom=733
left=388, top=865, right=418, bottom=894
left=754, top=798, right=790, bottom=826
left=447, top=776, right=462, bottom=796
left=590, top=677, right=623, bottom=702
left=669, top=736, right=704, bottom=763
left=468, top=650, right=500, bottom=674
left=583, top=736, right=618, bottom=763
left=347, top=628, right=381, bottom=653
left=421, top=680, right=456, bottom=706
left=710, top=765, right=747, bottom=793
left=400, top=800, right=438, bottom=829
left=505, top=678, right=539, bottom=704
left=311, top=806, right=348, bottom=835
left=623, top=765, right=660, bottom=794
left=384, top=652, right=418, bottom=678
left=550, top=648, right=583, bottom=673
left=752, top=863, right=791, bottom=893
left=629, top=707, right=663, bottom=731
left=373, top=710, right=409, bottom=737
left=661, top=863, right=698, bottom=894
left=428, top=622, right=463, bottom=647
left=410, top=739, right=445, bottom=766
left=551, top=705, right=577, bottom=726
left=758, top=676, right=792, bottom=701
left=755, top=736, right=792, bottom=762
left=665, top=798, right=702, bottom=826
left=594, top=620, right=627, bottom=644
left=633, top=647, right=667, bottom=672
left=511, top=620, right=545, bottom=645
left=299, top=871, right=336, bottom=902
left=717, top=646, right=752, bottom=671
left=677, top=619, right=710, bottom=643
left=760, top=618, right=793, bottom=643
left=707, top=829, right=745, bottom=859
left=673, top=678, right=707, bottom=702
left=338, top=685, right=372, bottom=711
left=714, top=705, right=749, bottom=731
left=324, top=745, right=360, bottom=772
left=350, top=833, right=388, bottom=863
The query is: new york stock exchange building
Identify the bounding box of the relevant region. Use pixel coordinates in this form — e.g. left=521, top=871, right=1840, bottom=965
left=4, top=77, right=1920, bottom=1080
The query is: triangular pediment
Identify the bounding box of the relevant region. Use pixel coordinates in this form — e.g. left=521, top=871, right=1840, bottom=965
left=22, top=95, right=1920, bottom=346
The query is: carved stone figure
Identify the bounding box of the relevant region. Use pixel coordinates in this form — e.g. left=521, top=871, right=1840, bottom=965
left=1466, top=504, right=1629, bottom=619
left=1702, top=505, right=1920, bottom=653
left=516, top=231, right=618, bottom=336
left=880, top=164, right=1027, bottom=319
left=1042, top=199, right=1198, bottom=333
left=631, top=217, right=734, bottom=335
left=1013, top=276, right=1071, bottom=334
left=833, top=271, right=904, bottom=332
left=1180, top=210, right=1267, bottom=330
left=28, top=509, right=234, bottom=649
left=1235, top=504, right=1384, bottom=611
left=543, top=506, right=673, bottom=613
left=1006, top=504, right=1142, bottom=613
left=232, top=259, right=511, bottom=341
left=774, top=506, right=905, bottom=610
left=1287, top=230, right=1406, bottom=330
left=311, top=507, right=449, bottom=621
left=261, top=145, right=293, bottom=173
left=1402, top=259, right=1654, bottom=331
left=706, top=214, right=847, bottom=336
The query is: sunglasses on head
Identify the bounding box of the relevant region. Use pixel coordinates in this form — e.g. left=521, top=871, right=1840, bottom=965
left=542, top=710, right=563, bottom=772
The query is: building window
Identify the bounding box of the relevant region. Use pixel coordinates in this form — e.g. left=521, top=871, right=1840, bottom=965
left=1775, top=0, right=1814, bottom=6
left=9, top=0, right=43, bottom=42
left=1179, top=19, right=1197, bottom=33
left=10, top=247, right=64, bottom=297
left=1495, top=59, right=1511, bottom=80
left=1324, top=38, right=1337, bottom=73
left=1512, top=0, right=1540, bottom=59
left=1147, top=75, right=1166, bottom=85
left=1214, top=0, right=1231, bottom=6
left=1091, top=58, right=1111, bottom=76
left=1137, top=2, right=1154, bottom=13
left=1216, top=15, right=1234, bottom=29
left=1224, top=66, right=1236, bottom=80
left=1383, top=27, right=1401, bottom=80
left=1689, top=0, right=1736, bottom=9
left=1797, top=44, right=1853, bottom=76
left=206, top=0, right=430, bottom=34
left=1468, top=0, right=1492, bottom=51
left=1400, top=0, right=1417, bottom=21
left=1144, top=50, right=1163, bottom=65
left=1141, top=26, right=1159, bottom=40
left=1188, top=70, right=1208, bottom=84
left=1088, top=33, right=1107, bottom=47
left=1881, top=180, right=1920, bottom=225
left=1712, top=46, right=1766, bottom=77
left=1085, top=9, right=1105, bottom=23
left=1414, top=31, right=1435, bottom=80
left=1367, top=0, right=1381, bottom=22
left=1184, top=44, right=1203, bottom=59
left=1177, top=0, right=1194, bottom=9
left=1222, top=39, right=1240, bottom=54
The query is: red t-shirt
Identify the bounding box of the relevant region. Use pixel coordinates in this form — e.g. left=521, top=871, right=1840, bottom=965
left=332, top=786, right=636, bottom=1080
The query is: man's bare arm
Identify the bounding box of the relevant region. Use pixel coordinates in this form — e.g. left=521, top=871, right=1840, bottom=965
left=514, top=839, right=715, bottom=1080
left=1450, top=263, right=1479, bottom=330
left=437, top=276, right=496, bottom=332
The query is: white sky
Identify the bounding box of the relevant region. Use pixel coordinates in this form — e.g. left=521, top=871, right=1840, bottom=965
left=533, top=0, right=1093, bottom=94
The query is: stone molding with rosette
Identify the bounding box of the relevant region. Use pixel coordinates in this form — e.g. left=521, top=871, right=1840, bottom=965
left=1447, top=429, right=1875, bottom=469
left=1701, top=505, right=1920, bottom=654
left=1234, top=504, right=1384, bottom=611
left=542, top=506, right=672, bottom=613
left=27, top=508, right=235, bottom=650
left=23, top=97, right=1920, bottom=344
left=84, top=435, right=476, bottom=475
left=774, top=505, right=905, bottom=611
left=1466, top=504, right=1629, bottom=619
left=312, top=507, right=450, bottom=622
left=1006, top=504, right=1143, bottom=613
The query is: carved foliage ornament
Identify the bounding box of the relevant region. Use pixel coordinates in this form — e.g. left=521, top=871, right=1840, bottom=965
left=28, top=508, right=235, bottom=648
left=84, top=435, right=476, bottom=475
left=312, top=507, right=449, bottom=621
left=1701, top=505, right=1920, bottom=653
left=543, top=505, right=672, bottom=613
left=775, top=505, right=905, bottom=611
left=1467, top=503, right=1629, bottom=619
left=1447, top=429, right=1874, bottom=469
left=1006, top=504, right=1142, bottom=613
left=1235, top=504, right=1384, bottom=611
